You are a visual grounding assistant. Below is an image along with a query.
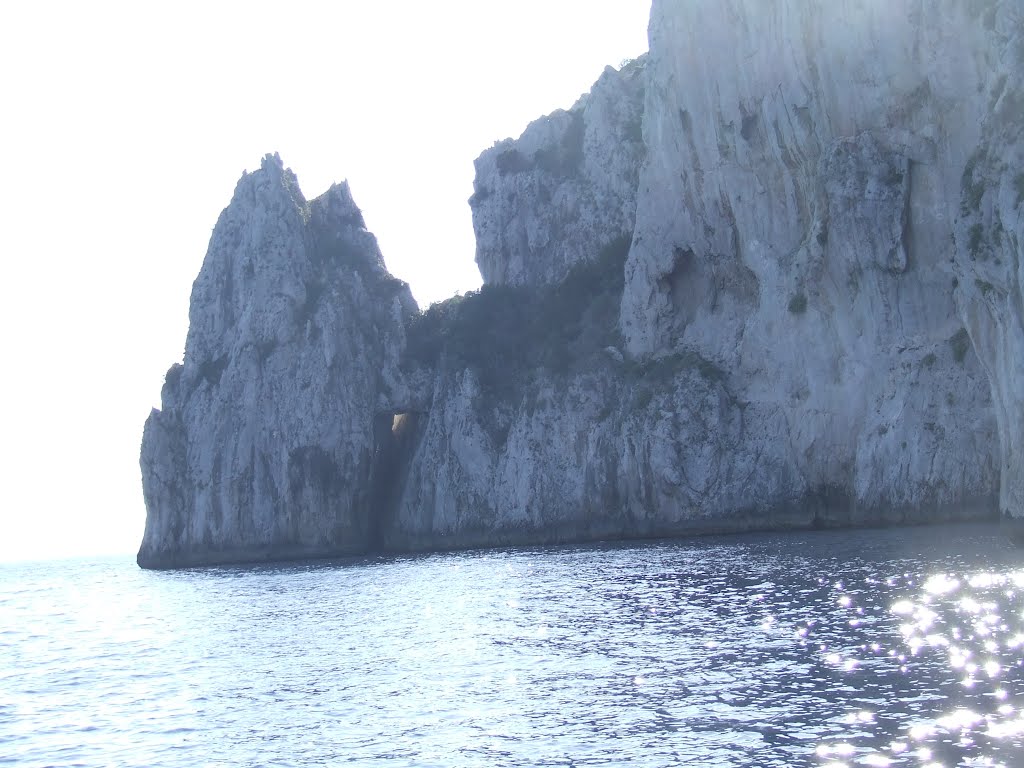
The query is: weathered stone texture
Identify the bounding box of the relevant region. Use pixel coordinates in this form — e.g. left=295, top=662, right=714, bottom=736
left=141, top=1, right=1021, bottom=567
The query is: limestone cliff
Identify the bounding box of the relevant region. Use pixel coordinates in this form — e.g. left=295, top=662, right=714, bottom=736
left=620, top=0, right=1012, bottom=517
left=141, top=1, right=1019, bottom=568
left=139, top=154, right=416, bottom=568
left=471, top=58, right=645, bottom=287
left=951, top=4, right=1024, bottom=519
left=382, top=0, right=1007, bottom=549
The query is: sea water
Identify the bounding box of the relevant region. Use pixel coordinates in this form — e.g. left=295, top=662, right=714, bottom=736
left=2, top=524, right=1023, bottom=767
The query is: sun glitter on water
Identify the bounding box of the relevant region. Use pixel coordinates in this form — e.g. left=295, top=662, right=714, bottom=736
left=815, top=568, right=1024, bottom=767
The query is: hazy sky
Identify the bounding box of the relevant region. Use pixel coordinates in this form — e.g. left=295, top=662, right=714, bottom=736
left=0, top=1, right=651, bottom=561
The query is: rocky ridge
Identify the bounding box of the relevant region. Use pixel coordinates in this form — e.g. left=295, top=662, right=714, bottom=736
left=471, top=58, right=646, bottom=287
left=139, top=154, right=416, bottom=568
left=139, top=1, right=1020, bottom=568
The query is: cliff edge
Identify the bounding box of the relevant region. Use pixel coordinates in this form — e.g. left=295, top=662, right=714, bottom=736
left=138, top=154, right=416, bottom=568
left=140, top=1, right=1020, bottom=568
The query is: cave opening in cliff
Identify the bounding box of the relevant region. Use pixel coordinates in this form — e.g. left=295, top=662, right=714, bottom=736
left=391, top=413, right=411, bottom=435
left=368, top=410, right=423, bottom=548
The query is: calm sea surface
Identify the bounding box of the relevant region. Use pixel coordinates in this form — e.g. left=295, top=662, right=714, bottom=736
left=2, top=524, right=1024, bottom=767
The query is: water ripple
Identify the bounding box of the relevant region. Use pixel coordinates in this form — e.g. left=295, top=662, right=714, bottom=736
left=1, top=525, right=1023, bottom=766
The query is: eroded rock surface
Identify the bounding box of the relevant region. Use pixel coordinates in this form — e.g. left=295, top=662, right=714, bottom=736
left=471, top=59, right=645, bottom=287
left=952, top=5, right=1024, bottom=517
left=141, top=1, right=1020, bottom=567
left=612, top=0, right=1005, bottom=523
left=139, top=154, right=416, bottom=568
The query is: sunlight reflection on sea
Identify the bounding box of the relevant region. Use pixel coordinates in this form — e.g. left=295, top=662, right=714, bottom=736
left=1, top=523, right=1022, bottom=767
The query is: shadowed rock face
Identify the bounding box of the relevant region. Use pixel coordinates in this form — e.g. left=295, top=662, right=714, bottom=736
left=615, top=0, right=1012, bottom=519
left=954, top=60, right=1024, bottom=520
left=471, top=59, right=646, bottom=287
left=138, top=154, right=417, bottom=568
left=950, top=5, right=1024, bottom=519
left=140, top=1, right=1020, bottom=568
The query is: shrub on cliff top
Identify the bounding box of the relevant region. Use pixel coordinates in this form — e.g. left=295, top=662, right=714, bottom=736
left=960, top=149, right=987, bottom=214
left=949, top=328, right=971, bottom=364
left=534, top=111, right=586, bottom=178
left=403, top=233, right=633, bottom=396
left=495, top=148, right=532, bottom=175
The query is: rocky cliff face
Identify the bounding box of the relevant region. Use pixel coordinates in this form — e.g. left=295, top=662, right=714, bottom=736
left=139, top=154, right=416, bottom=568
left=383, top=0, right=1007, bottom=549
left=951, top=4, right=1024, bottom=519
left=471, top=59, right=645, bottom=287
left=141, top=1, right=1019, bottom=568
left=619, top=0, right=1013, bottom=517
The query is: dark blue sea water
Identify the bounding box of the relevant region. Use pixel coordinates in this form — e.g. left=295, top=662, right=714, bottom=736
left=2, top=524, right=1024, bottom=767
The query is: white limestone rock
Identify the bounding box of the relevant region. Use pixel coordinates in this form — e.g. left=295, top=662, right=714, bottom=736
left=385, top=356, right=813, bottom=550
left=404, top=0, right=1005, bottom=543
left=139, top=154, right=416, bottom=568
left=612, top=0, right=1003, bottom=523
left=471, top=59, right=645, bottom=286
left=952, top=4, right=1024, bottom=517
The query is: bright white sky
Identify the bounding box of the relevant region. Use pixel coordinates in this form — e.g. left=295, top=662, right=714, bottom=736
left=0, top=1, right=650, bottom=561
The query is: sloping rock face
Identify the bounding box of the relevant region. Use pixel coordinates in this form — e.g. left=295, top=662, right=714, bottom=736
left=471, top=59, right=645, bottom=286
left=139, top=154, right=417, bottom=568
left=952, top=6, right=1024, bottom=517
left=384, top=0, right=1008, bottom=548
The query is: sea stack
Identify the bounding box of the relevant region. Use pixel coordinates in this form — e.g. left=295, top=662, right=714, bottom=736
left=138, top=154, right=417, bottom=568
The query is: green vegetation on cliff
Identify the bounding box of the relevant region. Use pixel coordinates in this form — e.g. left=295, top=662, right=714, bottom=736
left=404, top=235, right=632, bottom=397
